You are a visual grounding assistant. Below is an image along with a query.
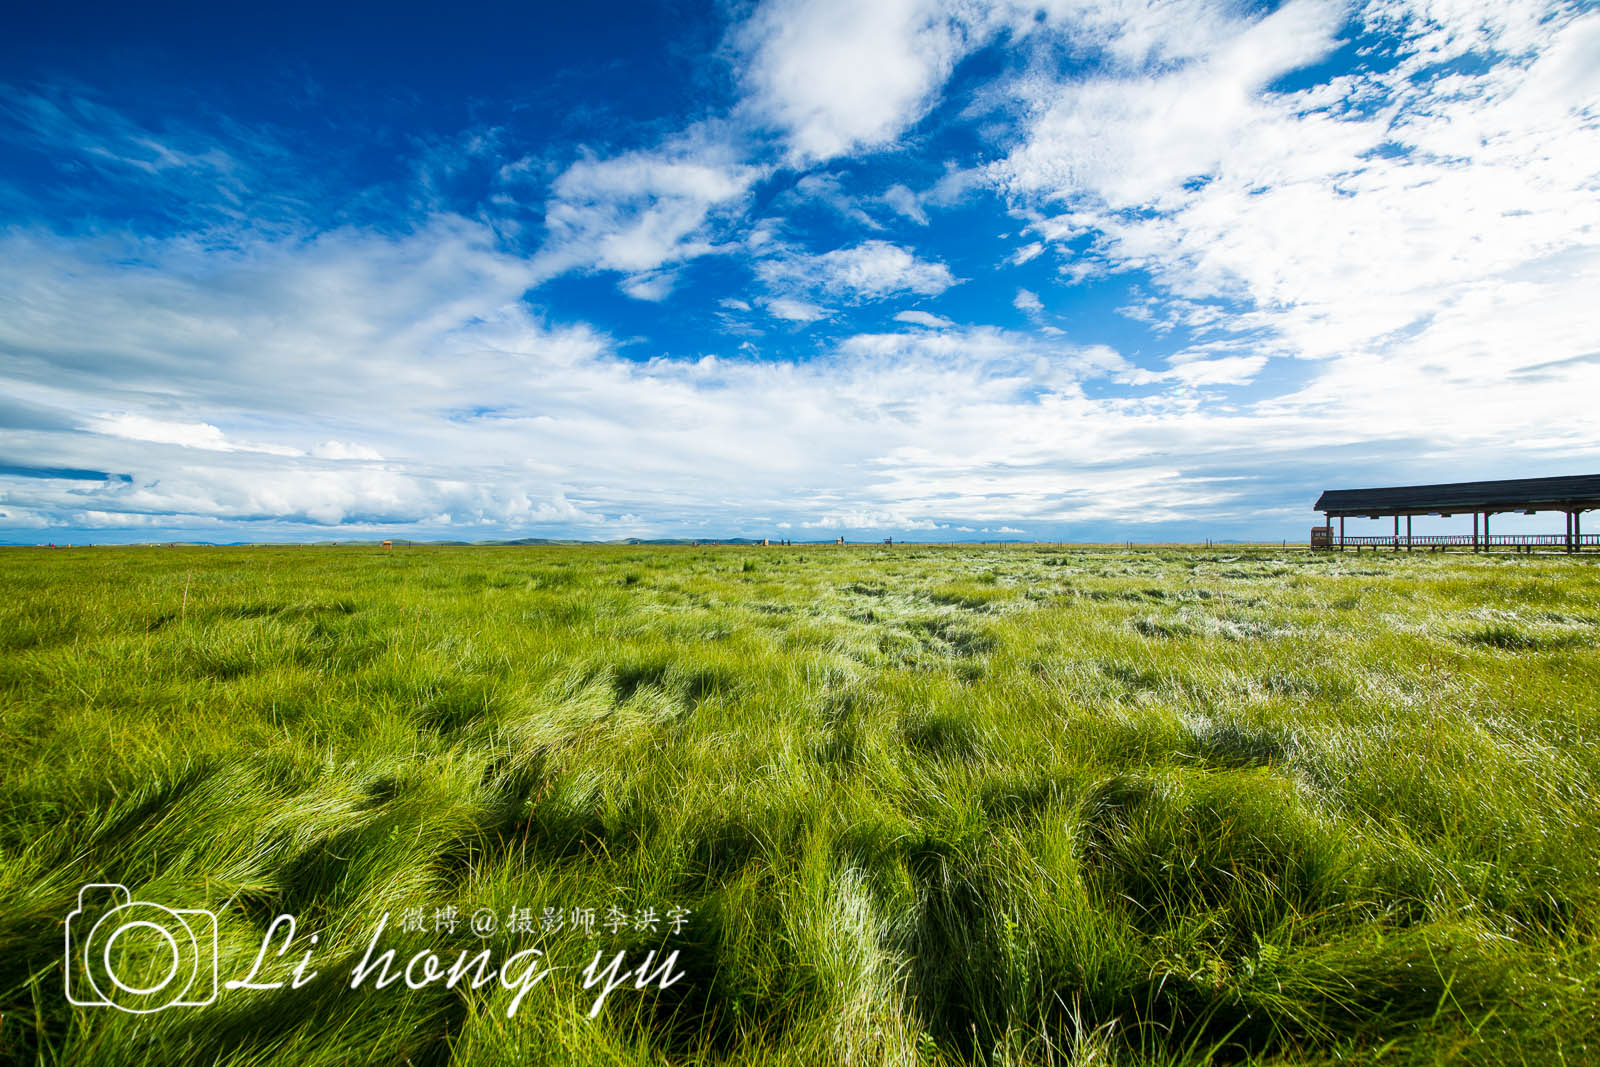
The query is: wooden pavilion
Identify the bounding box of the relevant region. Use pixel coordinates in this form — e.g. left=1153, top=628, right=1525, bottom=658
left=1313, top=474, right=1600, bottom=552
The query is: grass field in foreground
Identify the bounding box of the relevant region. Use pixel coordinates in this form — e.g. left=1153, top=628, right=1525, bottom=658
left=1, top=544, right=1597, bottom=1065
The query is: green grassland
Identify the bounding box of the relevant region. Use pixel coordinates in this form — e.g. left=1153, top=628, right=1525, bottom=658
left=1, top=544, right=1597, bottom=1065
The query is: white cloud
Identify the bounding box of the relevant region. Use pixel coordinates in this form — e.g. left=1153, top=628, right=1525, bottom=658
left=1013, top=288, right=1043, bottom=313
left=313, top=440, right=385, bottom=461
left=4, top=204, right=1595, bottom=539
left=893, top=309, right=955, bottom=329
left=4, top=219, right=1354, bottom=536
left=759, top=240, right=958, bottom=303
left=90, top=414, right=303, bottom=456
left=618, top=269, right=679, bottom=302
left=1133, top=354, right=1268, bottom=387
left=764, top=296, right=830, bottom=322
left=787, top=172, right=881, bottom=228
left=532, top=126, right=762, bottom=283
left=1010, top=241, right=1044, bottom=266
left=732, top=0, right=989, bottom=163
left=883, top=183, right=929, bottom=225
left=0, top=88, right=260, bottom=219
left=801, top=509, right=941, bottom=530
left=88, top=414, right=233, bottom=451
left=984, top=0, right=1600, bottom=453
left=991, top=0, right=1347, bottom=210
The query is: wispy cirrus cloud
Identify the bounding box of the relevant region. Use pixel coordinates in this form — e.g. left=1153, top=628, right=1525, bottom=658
left=893, top=309, right=955, bottom=329
left=0, top=84, right=311, bottom=234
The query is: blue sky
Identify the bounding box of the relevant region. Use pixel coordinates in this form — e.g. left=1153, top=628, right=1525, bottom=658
left=2, top=0, right=1597, bottom=543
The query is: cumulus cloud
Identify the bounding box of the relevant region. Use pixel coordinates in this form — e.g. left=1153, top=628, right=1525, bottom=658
left=87, top=414, right=302, bottom=456
left=530, top=125, right=762, bottom=284
left=728, top=0, right=1295, bottom=165
left=731, top=0, right=988, bottom=162
left=758, top=240, right=958, bottom=303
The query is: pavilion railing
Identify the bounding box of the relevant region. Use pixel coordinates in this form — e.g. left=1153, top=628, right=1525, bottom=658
left=1334, top=533, right=1599, bottom=548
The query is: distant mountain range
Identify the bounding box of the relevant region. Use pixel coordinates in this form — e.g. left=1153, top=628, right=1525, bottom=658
left=7, top=536, right=1056, bottom=548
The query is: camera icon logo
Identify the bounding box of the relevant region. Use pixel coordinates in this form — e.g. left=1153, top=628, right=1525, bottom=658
left=64, top=884, right=218, bottom=1013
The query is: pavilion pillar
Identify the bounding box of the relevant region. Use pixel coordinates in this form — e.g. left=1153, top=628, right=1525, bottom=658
left=1393, top=514, right=1400, bottom=551
left=1473, top=513, right=1479, bottom=553
left=1578, top=511, right=1584, bottom=552
left=1339, top=516, right=1345, bottom=551
left=1567, top=512, right=1574, bottom=553
left=1406, top=515, right=1412, bottom=551
left=1484, top=511, right=1491, bottom=552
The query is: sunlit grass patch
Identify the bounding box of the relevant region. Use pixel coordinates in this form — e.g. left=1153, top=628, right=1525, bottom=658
left=1, top=544, right=1597, bottom=1065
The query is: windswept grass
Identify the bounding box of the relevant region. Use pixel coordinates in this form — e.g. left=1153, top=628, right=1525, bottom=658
left=0, top=544, right=1597, bottom=1065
